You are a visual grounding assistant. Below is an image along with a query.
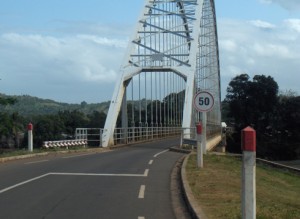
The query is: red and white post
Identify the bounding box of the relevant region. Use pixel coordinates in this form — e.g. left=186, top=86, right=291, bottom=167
left=28, top=123, right=33, bottom=152
left=241, top=127, right=256, bottom=219
left=196, top=122, right=203, bottom=168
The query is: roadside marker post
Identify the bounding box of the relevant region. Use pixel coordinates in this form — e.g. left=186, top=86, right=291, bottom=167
left=196, top=122, right=203, bottom=168
left=241, top=127, right=256, bottom=219
left=28, top=123, right=33, bottom=152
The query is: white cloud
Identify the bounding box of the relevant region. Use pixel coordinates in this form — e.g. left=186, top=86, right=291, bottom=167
left=0, top=32, right=128, bottom=102
left=218, top=18, right=300, bottom=97
left=249, top=20, right=276, bottom=29
left=284, top=19, right=300, bottom=33
left=259, top=0, right=300, bottom=11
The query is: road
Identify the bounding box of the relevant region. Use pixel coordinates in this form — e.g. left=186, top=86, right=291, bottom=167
left=0, top=138, right=185, bottom=219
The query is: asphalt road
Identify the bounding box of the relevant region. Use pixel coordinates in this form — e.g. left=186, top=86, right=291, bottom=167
left=0, top=138, right=185, bottom=219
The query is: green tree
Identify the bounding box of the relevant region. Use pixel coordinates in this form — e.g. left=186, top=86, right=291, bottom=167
left=225, top=74, right=278, bottom=132
left=225, top=74, right=280, bottom=157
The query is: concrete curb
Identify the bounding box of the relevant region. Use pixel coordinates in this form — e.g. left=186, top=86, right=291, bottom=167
left=0, top=147, right=109, bottom=163
left=0, top=152, right=50, bottom=163
left=181, top=154, right=208, bottom=219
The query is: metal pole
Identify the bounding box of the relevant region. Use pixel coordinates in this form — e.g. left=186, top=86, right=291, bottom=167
left=196, top=122, right=203, bottom=168
left=202, top=112, right=207, bottom=154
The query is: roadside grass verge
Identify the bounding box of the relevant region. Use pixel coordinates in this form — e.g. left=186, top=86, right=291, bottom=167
left=186, top=154, right=300, bottom=219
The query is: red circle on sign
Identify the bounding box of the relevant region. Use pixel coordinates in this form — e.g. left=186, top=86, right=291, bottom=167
left=194, top=91, right=215, bottom=112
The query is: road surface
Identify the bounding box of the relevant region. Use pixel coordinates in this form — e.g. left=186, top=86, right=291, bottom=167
left=0, top=138, right=185, bottom=219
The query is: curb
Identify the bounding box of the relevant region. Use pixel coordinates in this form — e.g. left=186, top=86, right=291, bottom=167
left=181, top=154, right=208, bottom=219
left=0, top=147, right=109, bottom=163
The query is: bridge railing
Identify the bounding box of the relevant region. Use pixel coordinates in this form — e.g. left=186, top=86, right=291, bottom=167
left=113, top=126, right=182, bottom=145
left=74, top=126, right=221, bottom=148
left=75, top=127, right=181, bottom=147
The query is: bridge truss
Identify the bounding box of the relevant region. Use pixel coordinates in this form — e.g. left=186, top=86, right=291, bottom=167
left=102, top=0, right=221, bottom=147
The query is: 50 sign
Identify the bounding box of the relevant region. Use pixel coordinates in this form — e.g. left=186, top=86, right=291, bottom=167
left=194, top=91, right=214, bottom=112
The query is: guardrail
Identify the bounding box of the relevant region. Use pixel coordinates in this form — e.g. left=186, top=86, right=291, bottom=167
left=43, top=140, right=88, bottom=149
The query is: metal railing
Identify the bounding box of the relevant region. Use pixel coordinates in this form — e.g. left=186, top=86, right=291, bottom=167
left=75, top=125, right=221, bottom=148
left=75, top=126, right=181, bottom=147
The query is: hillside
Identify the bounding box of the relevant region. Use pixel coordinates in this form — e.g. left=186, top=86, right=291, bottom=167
left=0, top=94, right=110, bottom=116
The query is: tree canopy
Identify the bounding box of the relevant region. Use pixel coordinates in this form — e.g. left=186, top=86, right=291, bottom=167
left=225, top=73, right=299, bottom=160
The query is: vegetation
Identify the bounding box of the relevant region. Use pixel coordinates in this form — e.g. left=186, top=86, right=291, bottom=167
left=0, top=91, right=184, bottom=149
left=224, top=74, right=300, bottom=160
left=0, top=94, right=110, bottom=149
left=0, top=93, right=110, bottom=116
left=186, top=154, right=300, bottom=219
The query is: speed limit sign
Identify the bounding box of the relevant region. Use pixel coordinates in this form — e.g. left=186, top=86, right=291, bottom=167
left=194, top=91, right=214, bottom=112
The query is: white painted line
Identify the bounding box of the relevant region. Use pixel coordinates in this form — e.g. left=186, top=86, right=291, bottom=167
left=24, top=160, right=49, bottom=165
left=0, top=170, right=148, bottom=195
left=153, top=149, right=169, bottom=158
left=138, top=217, right=145, bottom=219
left=138, top=185, right=146, bottom=199
left=50, top=172, right=147, bottom=177
left=144, top=169, right=149, bottom=177
left=148, top=160, right=153, bottom=165
left=62, top=153, right=93, bottom=159
left=0, top=173, right=50, bottom=194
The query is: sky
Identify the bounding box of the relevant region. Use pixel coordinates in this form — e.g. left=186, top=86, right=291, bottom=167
left=0, top=0, right=299, bottom=103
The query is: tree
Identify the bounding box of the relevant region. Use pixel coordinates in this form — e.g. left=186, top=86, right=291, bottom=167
left=225, top=74, right=281, bottom=157
left=225, top=74, right=279, bottom=132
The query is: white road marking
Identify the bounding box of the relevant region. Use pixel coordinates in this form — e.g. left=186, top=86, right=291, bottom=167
left=50, top=172, right=147, bottom=177
left=0, top=170, right=148, bottom=195
left=24, top=160, right=49, bottom=165
left=153, top=149, right=169, bottom=158
left=0, top=173, right=50, bottom=194
left=144, top=169, right=149, bottom=177
left=138, top=217, right=145, bottom=219
left=62, top=153, right=93, bottom=159
left=148, top=160, right=153, bottom=165
left=138, top=185, right=146, bottom=199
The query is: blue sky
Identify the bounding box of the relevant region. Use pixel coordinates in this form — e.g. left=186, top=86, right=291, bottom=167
left=0, top=0, right=300, bottom=103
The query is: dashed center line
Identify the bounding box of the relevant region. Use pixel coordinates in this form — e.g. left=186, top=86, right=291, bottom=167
left=138, top=185, right=146, bottom=199
left=148, top=160, right=153, bottom=165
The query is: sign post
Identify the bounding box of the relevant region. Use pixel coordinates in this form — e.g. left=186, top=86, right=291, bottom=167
left=241, top=127, right=256, bottom=219
left=194, top=91, right=214, bottom=156
left=196, top=122, right=203, bottom=168
left=28, top=123, right=33, bottom=152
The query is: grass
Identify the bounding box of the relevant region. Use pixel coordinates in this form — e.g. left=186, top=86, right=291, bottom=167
left=186, top=154, right=300, bottom=219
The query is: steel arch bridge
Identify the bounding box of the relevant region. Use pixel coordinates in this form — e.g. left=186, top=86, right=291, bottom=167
left=102, top=0, right=221, bottom=147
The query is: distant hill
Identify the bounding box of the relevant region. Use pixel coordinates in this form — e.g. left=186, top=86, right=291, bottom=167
left=0, top=93, right=111, bottom=116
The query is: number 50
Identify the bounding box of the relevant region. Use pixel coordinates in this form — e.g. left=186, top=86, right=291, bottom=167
left=199, top=97, right=210, bottom=106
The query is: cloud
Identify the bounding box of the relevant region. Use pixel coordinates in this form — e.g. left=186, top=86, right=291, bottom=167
left=218, top=18, right=300, bottom=97
left=259, top=0, right=300, bottom=11
left=0, top=32, right=128, bottom=102
left=284, top=19, right=300, bottom=32
left=249, top=20, right=275, bottom=29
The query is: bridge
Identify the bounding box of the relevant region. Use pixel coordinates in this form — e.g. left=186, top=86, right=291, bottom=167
left=78, top=0, right=222, bottom=150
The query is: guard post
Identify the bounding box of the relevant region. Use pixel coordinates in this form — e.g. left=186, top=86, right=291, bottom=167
left=28, top=123, right=33, bottom=152
left=196, top=122, right=203, bottom=168
left=241, top=126, right=256, bottom=219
